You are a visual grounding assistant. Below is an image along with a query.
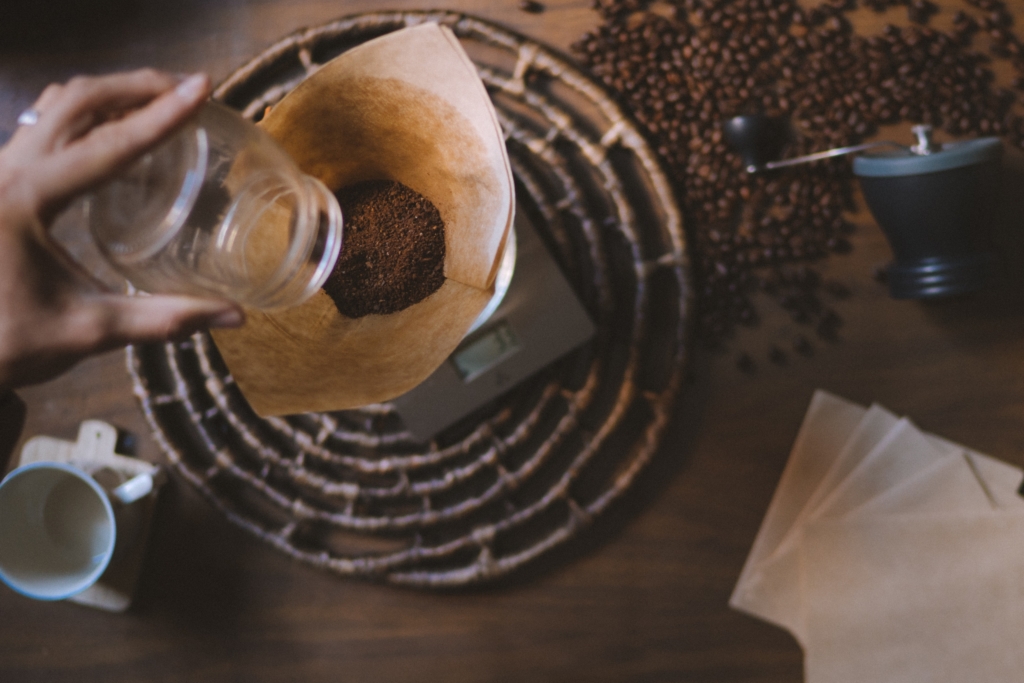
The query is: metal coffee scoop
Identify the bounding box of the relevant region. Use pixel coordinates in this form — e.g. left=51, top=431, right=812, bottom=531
left=723, top=114, right=939, bottom=173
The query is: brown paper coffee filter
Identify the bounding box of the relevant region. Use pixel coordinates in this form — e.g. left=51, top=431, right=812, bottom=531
left=212, top=23, right=515, bottom=416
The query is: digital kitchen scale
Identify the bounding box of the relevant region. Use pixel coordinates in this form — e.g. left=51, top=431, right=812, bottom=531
left=392, top=208, right=595, bottom=440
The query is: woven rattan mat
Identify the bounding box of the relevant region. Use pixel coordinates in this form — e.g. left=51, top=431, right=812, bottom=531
left=127, top=11, right=691, bottom=588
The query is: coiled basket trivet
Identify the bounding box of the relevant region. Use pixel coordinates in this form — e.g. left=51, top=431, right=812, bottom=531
left=127, top=11, right=691, bottom=588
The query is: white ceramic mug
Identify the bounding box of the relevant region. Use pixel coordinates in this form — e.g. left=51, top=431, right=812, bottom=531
left=0, top=462, right=153, bottom=601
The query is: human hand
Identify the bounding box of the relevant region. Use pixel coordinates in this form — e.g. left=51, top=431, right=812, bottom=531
left=0, top=69, right=245, bottom=392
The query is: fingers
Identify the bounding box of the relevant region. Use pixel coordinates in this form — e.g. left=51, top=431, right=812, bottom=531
left=63, top=294, right=244, bottom=355
left=11, top=70, right=174, bottom=157
left=29, top=69, right=181, bottom=150
left=0, top=291, right=242, bottom=392
left=17, top=71, right=210, bottom=214
left=30, top=71, right=209, bottom=210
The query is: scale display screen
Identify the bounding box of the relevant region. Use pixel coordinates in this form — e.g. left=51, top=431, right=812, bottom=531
left=452, top=321, right=520, bottom=382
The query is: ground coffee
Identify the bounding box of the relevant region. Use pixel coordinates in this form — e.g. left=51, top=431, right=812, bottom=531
left=322, top=180, right=446, bottom=318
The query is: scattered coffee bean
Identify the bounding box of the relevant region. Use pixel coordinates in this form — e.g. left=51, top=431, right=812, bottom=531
left=793, top=334, right=814, bottom=357
left=816, top=308, right=843, bottom=341
left=823, top=280, right=851, bottom=299
left=736, top=352, right=757, bottom=374
left=768, top=345, right=787, bottom=365
left=519, top=0, right=545, bottom=13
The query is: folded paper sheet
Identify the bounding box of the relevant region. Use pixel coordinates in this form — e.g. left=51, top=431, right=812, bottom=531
left=212, top=23, right=515, bottom=416
left=730, top=391, right=866, bottom=610
left=802, top=514, right=1024, bottom=683
left=731, top=391, right=1024, bottom=683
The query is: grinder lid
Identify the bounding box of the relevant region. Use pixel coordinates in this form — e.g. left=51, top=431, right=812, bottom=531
left=853, top=136, right=1002, bottom=177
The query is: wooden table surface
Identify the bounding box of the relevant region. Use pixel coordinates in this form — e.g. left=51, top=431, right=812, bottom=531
left=5, top=1, right=1024, bottom=681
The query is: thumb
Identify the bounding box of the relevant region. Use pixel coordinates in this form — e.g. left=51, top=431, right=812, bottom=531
left=76, top=294, right=245, bottom=352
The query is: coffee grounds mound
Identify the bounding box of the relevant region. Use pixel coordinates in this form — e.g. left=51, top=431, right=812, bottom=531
left=323, top=180, right=446, bottom=318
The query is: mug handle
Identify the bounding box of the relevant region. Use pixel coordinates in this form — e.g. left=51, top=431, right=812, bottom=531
left=110, top=472, right=156, bottom=505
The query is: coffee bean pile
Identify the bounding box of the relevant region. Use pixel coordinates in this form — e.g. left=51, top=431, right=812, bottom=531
left=572, top=0, right=1024, bottom=352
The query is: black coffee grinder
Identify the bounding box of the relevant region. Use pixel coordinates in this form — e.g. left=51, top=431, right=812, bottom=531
left=725, top=117, right=1004, bottom=299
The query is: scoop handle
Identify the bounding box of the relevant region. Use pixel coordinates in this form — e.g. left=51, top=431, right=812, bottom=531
left=111, top=472, right=156, bottom=505
left=752, top=141, right=908, bottom=173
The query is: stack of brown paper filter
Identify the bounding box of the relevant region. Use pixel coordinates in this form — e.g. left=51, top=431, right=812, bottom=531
left=731, top=390, right=1024, bottom=683
left=212, top=23, right=515, bottom=416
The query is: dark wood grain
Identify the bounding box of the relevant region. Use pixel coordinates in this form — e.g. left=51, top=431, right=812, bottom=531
left=4, top=1, right=1024, bottom=681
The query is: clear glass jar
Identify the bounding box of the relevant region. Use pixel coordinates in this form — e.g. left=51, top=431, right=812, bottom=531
left=87, top=102, right=343, bottom=310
